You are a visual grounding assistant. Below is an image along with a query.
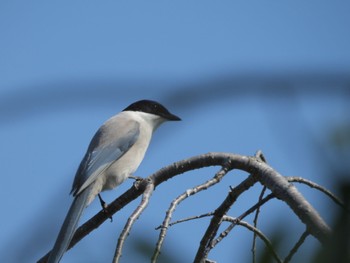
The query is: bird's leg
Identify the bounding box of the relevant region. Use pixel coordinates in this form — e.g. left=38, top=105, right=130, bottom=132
left=98, top=194, right=113, bottom=222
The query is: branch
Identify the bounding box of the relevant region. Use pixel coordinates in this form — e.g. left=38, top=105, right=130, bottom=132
left=37, top=184, right=146, bottom=263
left=38, top=152, right=331, bottom=262
left=166, top=212, right=215, bottom=227
left=209, top=193, right=275, bottom=250
left=194, top=174, right=258, bottom=262
left=152, top=165, right=230, bottom=262
left=222, top=216, right=283, bottom=263
left=113, top=178, right=154, bottom=263
left=39, top=153, right=236, bottom=262
left=287, top=176, right=347, bottom=211
left=284, top=230, right=309, bottom=263
left=252, top=186, right=267, bottom=263
left=252, top=151, right=268, bottom=263
left=194, top=152, right=265, bottom=262
left=239, top=154, right=331, bottom=243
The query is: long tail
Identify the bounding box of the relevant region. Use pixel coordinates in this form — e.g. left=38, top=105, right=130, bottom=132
left=48, top=185, right=92, bottom=263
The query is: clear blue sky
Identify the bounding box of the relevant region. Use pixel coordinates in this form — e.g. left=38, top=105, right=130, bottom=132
left=1, top=1, right=350, bottom=262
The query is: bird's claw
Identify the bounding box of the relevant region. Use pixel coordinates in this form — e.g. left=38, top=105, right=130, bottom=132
left=98, top=194, right=113, bottom=222
left=129, top=175, right=144, bottom=189
left=128, top=175, right=143, bottom=181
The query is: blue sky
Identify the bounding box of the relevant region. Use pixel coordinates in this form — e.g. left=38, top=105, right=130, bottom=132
left=1, top=1, right=350, bottom=262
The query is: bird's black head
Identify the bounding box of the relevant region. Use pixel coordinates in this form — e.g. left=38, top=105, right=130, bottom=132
left=123, top=100, right=181, bottom=121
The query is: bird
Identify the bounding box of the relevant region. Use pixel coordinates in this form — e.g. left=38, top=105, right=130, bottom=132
left=47, top=99, right=181, bottom=263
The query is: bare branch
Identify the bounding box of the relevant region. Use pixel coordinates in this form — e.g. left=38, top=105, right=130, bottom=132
left=152, top=166, right=230, bottom=263
left=210, top=193, right=275, bottom=250
left=252, top=186, right=267, bottom=263
left=38, top=152, right=331, bottom=262
left=252, top=150, right=268, bottom=263
left=287, top=176, right=347, bottom=211
left=222, top=216, right=283, bottom=263
left=39, top=153, right=236, bottom=262
left=284, top=230, right=309, bottom=263
left=113, top=178, right=155, bottom=263
left=243, top=156, right=331, bottom=243
left=159, top=194, right=278, bottom=263
left=166, top=212, right=215, bottom=227
left=194, top=174, right=258, bottom=262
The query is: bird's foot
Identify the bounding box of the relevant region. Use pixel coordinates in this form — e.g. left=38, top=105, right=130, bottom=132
left=128, top=175, right=144, bottom=189
left=98, top=194, right=113, bottom=222
left=128, top=175, right=143, bottom=181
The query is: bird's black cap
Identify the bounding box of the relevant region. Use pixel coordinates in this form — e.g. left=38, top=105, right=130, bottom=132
left=123, top=100, right=181, bottom=121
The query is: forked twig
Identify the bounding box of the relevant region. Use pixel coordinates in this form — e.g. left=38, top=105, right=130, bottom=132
left=222, top=216, right=283, bottom=263
left=210, top=193, right=275, bottom=249
left=152, top=164, right=231, bottom=262
left=194, top=174, right=258, bottom=262
left=166, top=193, right=275, bottom=232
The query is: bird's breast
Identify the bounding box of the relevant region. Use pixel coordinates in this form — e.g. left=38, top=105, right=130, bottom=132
left=102, top=128, right=152, bottom=191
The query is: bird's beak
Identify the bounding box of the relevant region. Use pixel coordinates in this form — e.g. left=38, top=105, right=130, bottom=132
left=166, top=112, right=181, bottom=121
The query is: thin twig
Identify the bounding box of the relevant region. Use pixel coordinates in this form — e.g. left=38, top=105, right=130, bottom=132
left=152, top=165, right=230, bottom=263
left=153, top=193, right=278, bottom=262
left=210, top=193, right=275, bottom=249
left=251, top=150, right=268, bottom=263
left=166, top=212, right=215, bottom=227
left=287, top=176, right=347, bottom=211
left=222, top=216, right=282, bottom=263
left=194, top=174, right=258, bottom=263
left=166, top=194, right=274, bottom=231
left=112, top=178, right=155, bottom=263
left=284, top=230, right=309, bottom=263
left=252, top=186, right=267, bottom=263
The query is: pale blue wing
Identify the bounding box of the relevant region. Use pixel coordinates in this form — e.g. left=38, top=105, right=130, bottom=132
left=71, top=119, right=140, bottom=196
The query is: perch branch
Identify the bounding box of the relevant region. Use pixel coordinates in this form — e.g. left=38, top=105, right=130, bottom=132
left=38, top=152, right=331, bottom=262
